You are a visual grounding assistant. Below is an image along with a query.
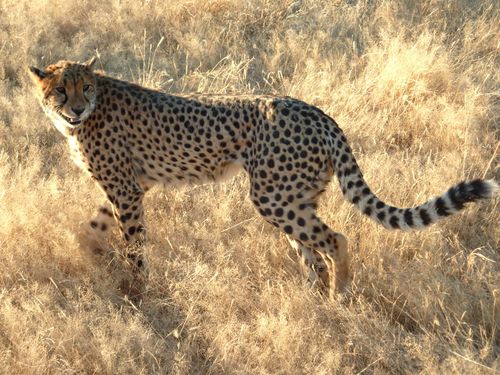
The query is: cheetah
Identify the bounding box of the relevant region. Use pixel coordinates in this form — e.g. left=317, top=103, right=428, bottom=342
left=29, top=58, right=497, bottom=294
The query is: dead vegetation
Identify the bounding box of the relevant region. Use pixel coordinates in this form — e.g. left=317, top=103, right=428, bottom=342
left=0, top=0, right=498, bottom=373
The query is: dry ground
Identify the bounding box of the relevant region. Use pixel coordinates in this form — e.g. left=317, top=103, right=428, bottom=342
left=0, top=0, right=499, bottom=374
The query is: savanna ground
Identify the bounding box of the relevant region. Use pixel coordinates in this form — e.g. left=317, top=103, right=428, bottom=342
left=0, top=0, right=499, bottom=373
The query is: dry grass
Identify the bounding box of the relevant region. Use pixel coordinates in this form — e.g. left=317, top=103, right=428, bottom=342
left=0, top=0, right=499, bottom=373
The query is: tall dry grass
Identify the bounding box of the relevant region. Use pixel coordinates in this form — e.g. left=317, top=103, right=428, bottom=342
left=0, top=0, right=499, bottom=373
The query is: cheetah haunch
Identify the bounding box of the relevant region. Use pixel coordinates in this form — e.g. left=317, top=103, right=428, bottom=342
left=29, top=58, right=498, bottom=295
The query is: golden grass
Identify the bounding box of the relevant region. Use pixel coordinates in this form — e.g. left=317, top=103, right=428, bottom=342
left=0, top=0, right=499, bottom=373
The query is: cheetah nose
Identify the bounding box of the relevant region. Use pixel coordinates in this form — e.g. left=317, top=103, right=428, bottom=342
left=72, top=107, right=85, bottom=116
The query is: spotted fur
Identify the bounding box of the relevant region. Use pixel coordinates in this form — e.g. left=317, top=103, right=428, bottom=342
left=29, top=59, right=498, bottom=294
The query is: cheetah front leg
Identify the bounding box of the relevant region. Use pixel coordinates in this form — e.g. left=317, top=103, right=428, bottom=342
left=94, top=180, right=149, bottom=284
left=82, top=204, right=116, bottom=256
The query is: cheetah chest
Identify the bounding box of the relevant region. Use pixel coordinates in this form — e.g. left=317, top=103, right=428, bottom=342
left=67, top=136, right=90, bottom=172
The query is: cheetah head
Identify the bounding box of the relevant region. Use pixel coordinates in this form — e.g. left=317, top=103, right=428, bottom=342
left=29, top=58, right=97, bottom=128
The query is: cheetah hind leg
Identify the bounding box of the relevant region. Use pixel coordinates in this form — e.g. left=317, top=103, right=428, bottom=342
left=255, top=197, right=351, bottom=296
left=287, top=236, right=331, bottom=292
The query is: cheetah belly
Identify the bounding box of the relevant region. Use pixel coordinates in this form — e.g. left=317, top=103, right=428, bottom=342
left=213, top=160, right=244, bottom=183
left=132, top=154, right=244, bottom=188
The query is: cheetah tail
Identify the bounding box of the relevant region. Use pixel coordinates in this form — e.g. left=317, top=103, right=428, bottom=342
left=334, top=158, right=498, bottom=230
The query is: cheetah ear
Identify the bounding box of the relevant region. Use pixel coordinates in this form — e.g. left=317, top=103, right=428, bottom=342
left=28, top=66, right=50, bottom=83
left=84, top=56, right=97, bottom=70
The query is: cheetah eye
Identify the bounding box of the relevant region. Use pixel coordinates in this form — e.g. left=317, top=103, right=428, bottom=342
left=55, top=87, right=66, bottom=94
left=83, top=84, right=92, bottom=92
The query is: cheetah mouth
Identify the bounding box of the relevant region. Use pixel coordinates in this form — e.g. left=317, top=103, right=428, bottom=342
left=60, top=113, right=82, bottom=126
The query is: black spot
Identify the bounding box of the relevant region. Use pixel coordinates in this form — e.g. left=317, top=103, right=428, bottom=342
left=364, top=207, right=372, bottom=216
left=90, top=221, right=98, bottom=229
left=284, top=225, right=293, bottom=234
left=404, top=209, right=413, bottom=227
left=376, top=201, right=385, bottom=209
left=297, top=218, right=306, bottom=226
left=377, top=211, right=386, bottom=221
left=299, top=233, right=308, bottom=241
left=275, top=208, right=284, bottom=217
left=287, top=211, right=296, bottom=220
left=467, top=179, right=489, bottom=200
left=343, top=167, right=355, bottom=176
left=448, top=185, right=464, bottom=210
left=389, top=216, right=399, bottom=229
left=99, top=207, right=112, bottom=216
left=120, top=213, right=132, bottom=222
left=128, top=226, right=136, bottom=235
left=419, top=209, right=431, bottom=226
left=435, top=197, right=450, bottom=216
